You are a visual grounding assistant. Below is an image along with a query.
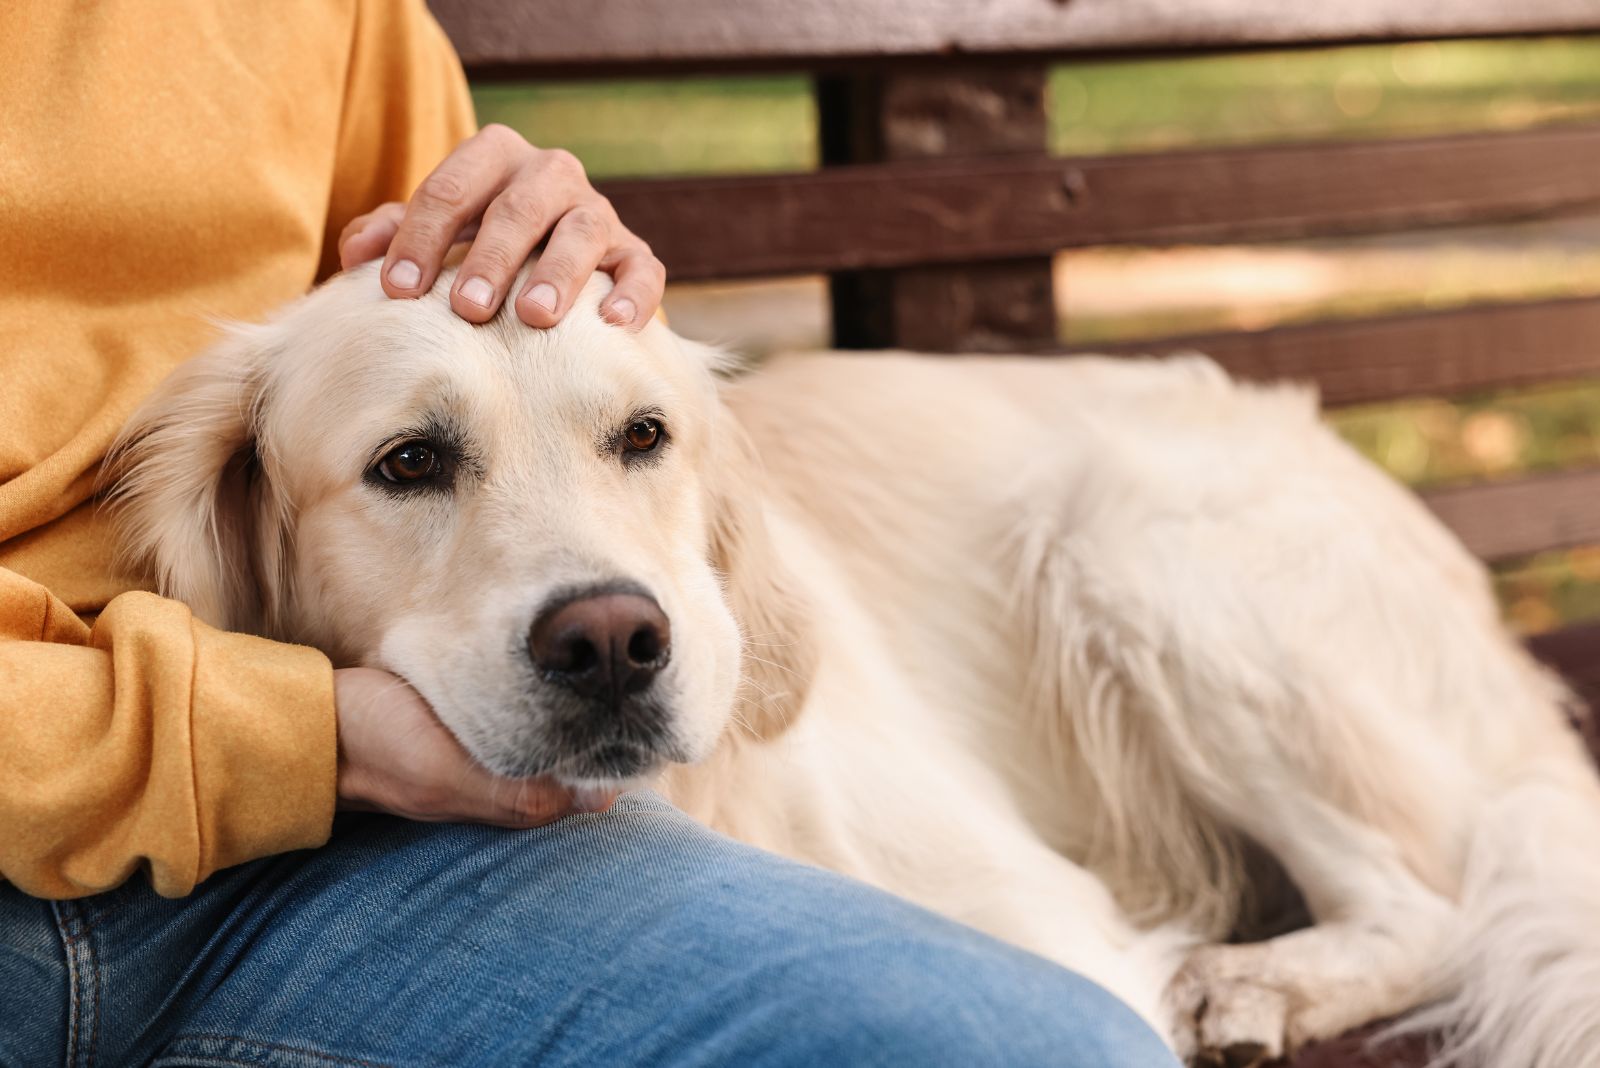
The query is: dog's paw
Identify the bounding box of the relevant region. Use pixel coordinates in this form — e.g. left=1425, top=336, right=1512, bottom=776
left=1168, top=948, right=1291, bottom=1068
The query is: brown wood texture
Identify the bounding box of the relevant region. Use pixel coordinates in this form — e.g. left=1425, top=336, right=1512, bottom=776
left=1286, top=1025, right=1434, bottom=1068
left=844, top=259, right=1059, bottom=352
left=597, top=124, right=1600, bottom=282
left=430, top=0, right=1600, bottom=74
left=1083, top=296, right=1600, bottom=408
left=1422, top=467, right=1600, bottom=563
left=1530, top=622, right=1600, bottom=735
left=822, top=65, right=1059, bottom=351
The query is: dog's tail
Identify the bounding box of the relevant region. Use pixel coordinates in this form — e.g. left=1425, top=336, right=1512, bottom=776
left=1403, top=734, right=1600, bottom=1068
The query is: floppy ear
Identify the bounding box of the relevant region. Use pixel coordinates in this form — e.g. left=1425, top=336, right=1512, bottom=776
left=703, top=393, right=819, bottom=740
left=101, top=327, right=291, bottom=635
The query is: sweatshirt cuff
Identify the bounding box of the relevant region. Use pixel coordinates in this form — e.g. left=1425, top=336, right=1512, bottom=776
left=186, top=617, right=337, bottom=890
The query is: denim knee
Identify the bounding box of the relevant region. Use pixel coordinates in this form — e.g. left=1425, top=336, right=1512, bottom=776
left=756, top=934, right=1178, bottom=1068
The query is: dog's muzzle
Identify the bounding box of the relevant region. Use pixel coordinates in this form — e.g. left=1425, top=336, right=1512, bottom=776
left=527, top=583, right=674, bottom=778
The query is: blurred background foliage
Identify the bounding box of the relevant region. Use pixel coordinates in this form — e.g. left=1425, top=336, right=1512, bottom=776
left=475, top=36, right=1600, bottom=633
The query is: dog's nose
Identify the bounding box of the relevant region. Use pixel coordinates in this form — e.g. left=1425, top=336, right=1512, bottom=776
left=528, top=589, right=671, bottom=704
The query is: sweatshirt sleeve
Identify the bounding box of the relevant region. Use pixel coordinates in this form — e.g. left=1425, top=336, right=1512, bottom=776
left=0, top=0, right=468, bottom=901
left=0, top=568, right=336, bottom=899
left=317, top=0, right=478, bottom=280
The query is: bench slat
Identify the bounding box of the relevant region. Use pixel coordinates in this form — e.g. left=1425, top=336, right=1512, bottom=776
left=1423, top=467, right=1600, bottom=563
left=598, top=124, right=1600, bottom=282
left=1085, top=296, right=1600, bottom=407
left=1529, top=621, right=1600, bottom=729
left=431, top=0, right=1600, bottom=73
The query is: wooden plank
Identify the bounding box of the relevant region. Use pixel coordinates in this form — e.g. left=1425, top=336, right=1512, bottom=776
left=598, top=124, right=1600, bottom=282
left=1529, top=622, right=1600, bottom=739
left=429, top=0, right=1600, bottom=74
left=1289, top=1024, right=1431, bottom=1068
left=1081, top=297, right=1600, bottom=408
left=840, top=259, right=1058, bottom=351
left=1422, top=467, right=1600, bottom=564
left=822, top=65, right=1059, bottom=351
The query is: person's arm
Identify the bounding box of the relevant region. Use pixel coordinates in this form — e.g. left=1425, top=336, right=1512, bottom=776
left=0, top=0, right=597, bottom=901
left=0, top=569, right=605, bottom=899
left=0, top=570, right=336, bottom=898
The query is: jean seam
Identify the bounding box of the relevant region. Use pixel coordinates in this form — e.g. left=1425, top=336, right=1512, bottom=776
left=84, top=905, right=102, bottom=1068
left=49, top=900, right=100, bottom=1068
left=160, top=1034, right=398, bottom=1068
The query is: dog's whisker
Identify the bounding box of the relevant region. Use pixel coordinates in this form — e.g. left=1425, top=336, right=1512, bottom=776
left=742, top=652, right=807, bottom=684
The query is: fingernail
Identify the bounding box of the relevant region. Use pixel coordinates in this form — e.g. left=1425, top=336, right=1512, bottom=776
left=602, top=298, right=637, bottom=326
left=458, top=276, right=494, bottom=308
left=525, top=283, right=558, bottom=313
left=388, top=259, right=421, bottom=289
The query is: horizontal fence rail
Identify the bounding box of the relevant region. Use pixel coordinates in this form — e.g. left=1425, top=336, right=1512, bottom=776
left=432, top=0, right=1600, bottom=74
left=1082, top=297, right=1600, bottom=408
left=595, top=124, right=1600, bottom=282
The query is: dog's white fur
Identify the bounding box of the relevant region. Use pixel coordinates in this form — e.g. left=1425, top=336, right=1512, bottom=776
left=107, top=264, right=1600, bottom=1066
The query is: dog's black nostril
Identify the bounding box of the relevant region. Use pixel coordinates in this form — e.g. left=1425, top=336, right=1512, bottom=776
left=627, top=625, right=661, bottom=666
left=528, top=588, right=672, bottom=705
left=566, top=637, right=598, bottom=674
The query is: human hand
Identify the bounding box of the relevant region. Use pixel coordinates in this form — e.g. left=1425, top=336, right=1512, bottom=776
left=333, top=667, right=616, bottom=827
left=337, top=124, right=664, bottom=330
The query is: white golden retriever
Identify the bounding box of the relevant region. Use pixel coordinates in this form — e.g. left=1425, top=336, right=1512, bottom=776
left=108, top=263, right=1600, bottom=1068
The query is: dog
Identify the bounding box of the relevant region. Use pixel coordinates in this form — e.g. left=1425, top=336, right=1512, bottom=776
left=106, top=262, right=1600, bottom=1067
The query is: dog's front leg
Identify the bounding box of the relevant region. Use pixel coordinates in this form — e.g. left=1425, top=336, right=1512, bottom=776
left=1163, top=796, right=1455, bottom=1067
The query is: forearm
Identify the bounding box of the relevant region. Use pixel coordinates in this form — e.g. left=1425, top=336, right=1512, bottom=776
left=0, top=574, right=336, bottom=899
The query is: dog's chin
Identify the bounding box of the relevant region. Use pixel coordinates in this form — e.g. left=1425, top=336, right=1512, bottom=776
left=551, top=740, right=668, bottom=783
left=472, top=739, right=671, bottom=782
left=468, top=711, right=689, bottom=795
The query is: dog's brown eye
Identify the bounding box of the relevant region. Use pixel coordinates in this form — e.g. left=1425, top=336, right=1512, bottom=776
left=624, top=419, right=661, bottom=452
left=378, top=442, right=440, bottom=483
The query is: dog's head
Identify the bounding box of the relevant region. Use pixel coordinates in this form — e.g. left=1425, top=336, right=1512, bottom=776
left=105, top=263, right=813, bottom=790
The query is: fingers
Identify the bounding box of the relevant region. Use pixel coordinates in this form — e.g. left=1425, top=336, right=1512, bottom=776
left=471, top=774, right=577, bottom=829
left=382, top=125, right=526, bottom=300
left=338, top=201, right=406, bottom=271
left=513, top=201, right=616, bottom=327
left=598, top=241, right=667, bottom=331
left=332, top=666, right=611, bottom=830
left=448, top=153, right=584, bottom=323
left=423, top=733, right=577, bottom=828
left=458, top=768, right=617, bottom=828
left=375, top=123, right=668, bottom=328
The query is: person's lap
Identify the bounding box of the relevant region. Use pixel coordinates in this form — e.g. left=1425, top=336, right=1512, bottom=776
left=1, top=792, right=1176, bottom=1067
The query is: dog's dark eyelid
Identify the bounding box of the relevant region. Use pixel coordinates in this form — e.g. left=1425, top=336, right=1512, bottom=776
left=366, top=436, right=460, bottom=493
left=617, top=416, right=669, bottom=467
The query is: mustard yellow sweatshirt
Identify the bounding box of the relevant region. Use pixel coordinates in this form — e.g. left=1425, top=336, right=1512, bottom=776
left=0, top=0, right=475, bottom=898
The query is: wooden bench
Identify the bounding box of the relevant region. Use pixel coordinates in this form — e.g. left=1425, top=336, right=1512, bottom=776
left=428, top=3, right=1600, bottom=1063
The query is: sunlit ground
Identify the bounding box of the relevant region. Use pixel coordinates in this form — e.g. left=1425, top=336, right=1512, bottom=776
left=474, top=35, right=1600, bottom=633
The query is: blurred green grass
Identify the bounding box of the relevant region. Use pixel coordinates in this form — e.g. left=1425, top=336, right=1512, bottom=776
left=473, top=76, right=817, bottom=178
left=474, top=38, right=1600, bottom=632
left=1049, top=37, right=1600, bottom=156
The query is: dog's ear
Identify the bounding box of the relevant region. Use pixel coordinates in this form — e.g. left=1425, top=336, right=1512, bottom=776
left=101, top=326, right=291, bottom=634
left=703, top=390, right=819, bottom=741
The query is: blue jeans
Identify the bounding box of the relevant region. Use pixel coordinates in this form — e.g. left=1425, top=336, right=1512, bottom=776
left=1, top=792, right=1176, bottom=1067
